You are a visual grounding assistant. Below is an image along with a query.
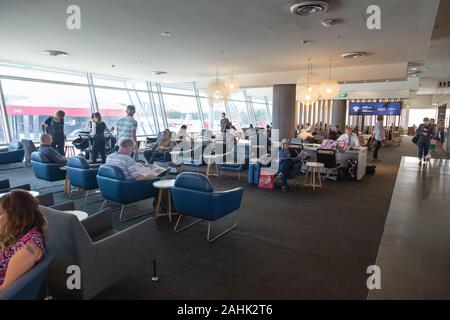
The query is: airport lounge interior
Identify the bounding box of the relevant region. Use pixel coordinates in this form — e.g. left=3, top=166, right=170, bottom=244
left=0, top=0, right=449, bottom=304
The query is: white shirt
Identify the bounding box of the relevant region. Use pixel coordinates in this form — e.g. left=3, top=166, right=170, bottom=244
left=337, top=133, right=360, bottom=148
left=373, top=121, right=386, bottom=141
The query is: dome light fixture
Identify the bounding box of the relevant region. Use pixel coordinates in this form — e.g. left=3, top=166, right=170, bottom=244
left=319, top=58, right=340, bottom=99
left=207, top=70, right=229, bottom=103
left=225, top=69, right=240, bottom=92
left=297, top=58, right=320, bottom=105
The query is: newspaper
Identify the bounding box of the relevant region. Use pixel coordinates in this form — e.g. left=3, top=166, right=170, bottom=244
left=135, top=163, right=167, bottom=177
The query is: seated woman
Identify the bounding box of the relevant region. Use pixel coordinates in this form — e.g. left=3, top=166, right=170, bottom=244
left=0, top=190, right=47, bottom=293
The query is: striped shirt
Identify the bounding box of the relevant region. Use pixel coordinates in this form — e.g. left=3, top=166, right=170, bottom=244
left=116, top=116, right=138, bottom=142
left=106, top=152, right=139, bottom=180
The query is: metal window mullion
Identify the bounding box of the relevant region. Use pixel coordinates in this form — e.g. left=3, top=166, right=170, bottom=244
left=126, top=89, right=148, bottom=136
left=156, top=83, right=169, bottom=129
left=243, top=90, right=254, bottom=125
left=87, top=73, right=99, bottom=113
left=0, top=79, right=12, bottom=143
left=265, top=96, right=271, bottom=122
left=193, top=82, right=205, bottom=130
left=147, top=82, right=160, bottom=134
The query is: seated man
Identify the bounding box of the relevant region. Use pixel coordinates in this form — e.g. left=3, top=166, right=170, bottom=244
left=143, top=130, right=174, bottom=164
left=337, top=126, right=360, bottom=151
left=106, top=138, right=157, bottom=181
left=276, top=139, right=306, bottom=192
left=38, top=134, right=67, bottom=165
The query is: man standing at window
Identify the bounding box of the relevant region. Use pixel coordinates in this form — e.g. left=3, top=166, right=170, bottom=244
left=116, top=105, right=138, bottom=157
left=42, top=110, right=66, bottom=156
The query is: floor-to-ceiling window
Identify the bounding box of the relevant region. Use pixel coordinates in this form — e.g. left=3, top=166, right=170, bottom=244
left=1, top=79, right=92, bottom=141
left=0, top=62, right=273, bottom=144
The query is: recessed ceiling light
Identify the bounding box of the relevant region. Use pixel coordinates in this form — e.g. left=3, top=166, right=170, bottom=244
left=161, top=31, right=172, bottom=37
left=41, top=50, right=68, bottom=57
left=290, top=1, right=329, bottom=16
left=341, top=52, right=367, bottom=59
left=152, top=71, right=168, bottom=76
left=321, top=19, right=336, bottom=27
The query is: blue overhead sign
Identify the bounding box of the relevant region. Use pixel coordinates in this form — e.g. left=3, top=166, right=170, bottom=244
left=349, top=101, right=402, bottom=116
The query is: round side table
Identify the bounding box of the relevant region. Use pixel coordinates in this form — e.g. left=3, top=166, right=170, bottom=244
left=304, top=162, right=324, bottom=190
left=153, top=179, right=177, bottom=222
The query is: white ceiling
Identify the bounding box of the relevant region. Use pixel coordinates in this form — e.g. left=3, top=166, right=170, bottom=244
left=0, top=0, right=441, bottom=87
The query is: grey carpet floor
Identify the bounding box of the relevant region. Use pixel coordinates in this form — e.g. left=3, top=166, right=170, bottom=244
left=0, top=139, right=434, bottom=299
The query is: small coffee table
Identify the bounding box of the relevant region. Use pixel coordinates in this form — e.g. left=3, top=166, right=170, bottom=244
left=153, top=179, right=177, bottom=222
left=64, top=210, right=88, bottom=221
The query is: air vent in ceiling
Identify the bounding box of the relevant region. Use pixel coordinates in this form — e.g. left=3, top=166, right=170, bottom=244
left=41, top=50, right=68, bottom=57
left=290, top=1, right=329, bottom=16
left=341, top=52, right=367, bottom=59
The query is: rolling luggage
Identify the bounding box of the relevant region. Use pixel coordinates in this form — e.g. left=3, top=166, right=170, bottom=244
left=248, top=163, right=261, bottom=185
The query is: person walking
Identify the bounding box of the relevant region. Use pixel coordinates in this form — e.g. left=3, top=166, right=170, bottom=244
left=415, top=117, right=434, bottom=165
left=220, top=113, right=230, bottom=133
left=372, top=116, right=386, bottom=162
left=116, top=105, right=138, bottom=158
left=42, top=110, right=66, bottom=156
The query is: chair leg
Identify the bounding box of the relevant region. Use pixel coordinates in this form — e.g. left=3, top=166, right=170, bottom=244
left=84, top=190, right=90, bottom=203
left=152, top=259, right=159, bottom=282
left=174, top=215, right=203, bottom=233
left=100, top=200, right=108, bottom=211
left=207, top=213, right=237, bottom=243
left=119, top=204, right=156, bottom=223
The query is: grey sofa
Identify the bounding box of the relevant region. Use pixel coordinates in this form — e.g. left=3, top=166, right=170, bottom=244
left=41, top=202, right=158, bottom=300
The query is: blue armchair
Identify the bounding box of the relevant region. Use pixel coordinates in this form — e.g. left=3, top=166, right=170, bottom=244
left=0, top=141, right=25, bottom=165
left=67, top=156, right=100, bottom=201
left=0, top=249, right=53, bottom=300
left=31, top=152, right=66, bottom=190
left=217, top=143, right=250, bottom=180
left=171, top=172, right=244, bottom=242
left=96, top=165, right=160, bottom=222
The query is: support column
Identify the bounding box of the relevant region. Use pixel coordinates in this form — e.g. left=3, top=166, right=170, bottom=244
left=331, top=99, right=347, bottom=130
left=272, top=84, right=296, bottom=139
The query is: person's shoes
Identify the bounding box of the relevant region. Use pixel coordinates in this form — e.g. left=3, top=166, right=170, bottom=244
left=418, top=159, right=422, bottom=165
left=372, top=158, right=381, bottom=162
left=282, top=186, right=287, bottom=192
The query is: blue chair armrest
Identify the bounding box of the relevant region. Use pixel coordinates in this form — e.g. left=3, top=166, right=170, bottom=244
left=210, top=187, right=244, bottom=221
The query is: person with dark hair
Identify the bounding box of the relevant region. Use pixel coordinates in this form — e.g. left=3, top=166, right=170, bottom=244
left=42, top=110, right=66, bottom=156
left=177, top=125, right=191, bottom=140
left=0, top=190, right=47, bottom=293
left=87, top=113, right=95, bottom=130
left=220, top=113, right=230, bottom=133
left=416, top=117, right=434, bottom=165
left=90, top=112, right=113, bottom=164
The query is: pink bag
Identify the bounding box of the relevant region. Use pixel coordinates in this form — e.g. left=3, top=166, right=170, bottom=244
left=258, top=171, right=275, bottom=189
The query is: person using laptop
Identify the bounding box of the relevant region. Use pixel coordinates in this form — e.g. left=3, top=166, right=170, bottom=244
left=337, top=126, right=360, bottom=150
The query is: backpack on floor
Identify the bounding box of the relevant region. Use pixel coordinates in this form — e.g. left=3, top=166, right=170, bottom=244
left=347, top=159, right=358, bottom=181
left=248, top=163, right=261, bottom=185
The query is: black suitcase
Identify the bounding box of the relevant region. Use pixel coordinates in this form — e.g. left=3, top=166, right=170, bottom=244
left=348, top=159, right=358, bottom=181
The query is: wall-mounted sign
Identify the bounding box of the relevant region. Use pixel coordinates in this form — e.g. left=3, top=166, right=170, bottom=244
left=349, top=101, right=402, bottom=116
left=338, top=92, right=348, bottom=99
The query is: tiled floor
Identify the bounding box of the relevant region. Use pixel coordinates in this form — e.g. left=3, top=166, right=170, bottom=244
left=368, top=157, right=450, bottom=300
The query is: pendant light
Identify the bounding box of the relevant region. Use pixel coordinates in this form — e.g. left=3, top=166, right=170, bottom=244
left=319, top=58, right=340, bottom=99
left=297, top=58, right=319, bottom=105
left=207, top=69, right=229, bottom=103
left=225, top=69, right=240, bottom=92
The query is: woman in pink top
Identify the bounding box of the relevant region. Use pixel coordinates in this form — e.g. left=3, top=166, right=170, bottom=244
left=0, top=190, right=46, bottom=293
